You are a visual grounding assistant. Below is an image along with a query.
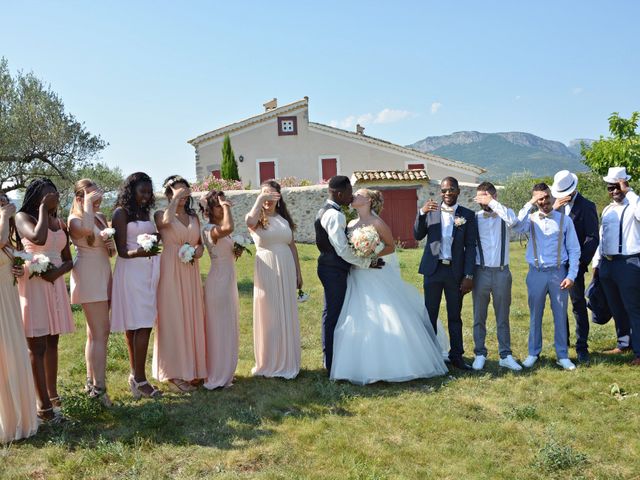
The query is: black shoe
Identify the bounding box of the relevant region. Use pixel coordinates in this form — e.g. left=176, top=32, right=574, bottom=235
left=449, top=358, right=472, bottom=371
left=576, top=351, right=590, bottom=364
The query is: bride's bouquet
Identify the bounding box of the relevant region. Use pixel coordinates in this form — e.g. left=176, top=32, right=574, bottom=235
left=178, top=243, right=196, bottom=264
left=348, top=225, right=381, bottom=259
left=28, top=253, right=55, bottom=279
left=137, top=233, right=160, bottom=255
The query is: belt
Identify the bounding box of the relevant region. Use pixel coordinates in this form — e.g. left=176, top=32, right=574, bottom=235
left=439, top=259, right=452, bottom=265
left=476, top=265, right=509, bottom=271
left=530, top=263, right=568, bottom=272
left=603, top=253, right=640, bottom=261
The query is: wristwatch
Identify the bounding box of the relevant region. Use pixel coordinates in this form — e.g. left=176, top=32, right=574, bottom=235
left=464, top=274, right=474, bottom=280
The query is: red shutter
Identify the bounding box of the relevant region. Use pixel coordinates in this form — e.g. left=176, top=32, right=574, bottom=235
left=321, top=158, right=337, bottom=182
left=259, top=162, right=276, bottom=183
left=407, top=163, right=424, bottom=170
left=379, top=188, right=419, bottom=248
left=211, top=170, right=221, bottom=179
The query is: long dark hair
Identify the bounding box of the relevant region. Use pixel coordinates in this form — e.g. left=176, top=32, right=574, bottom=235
left=14, top=178, right=59, bottom=249
left=199, top=189, right=225, bottom=221
left=258, top=180, right=295, bottom=231
left=162, top=175, right=196, bottom=217
left=115, top=172, right=155, bottom=219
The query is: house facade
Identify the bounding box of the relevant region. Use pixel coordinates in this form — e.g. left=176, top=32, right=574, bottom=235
left=188, top=97, right=484, bottom=186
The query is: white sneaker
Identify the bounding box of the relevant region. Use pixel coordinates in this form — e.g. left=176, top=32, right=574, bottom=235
left=556, top=358, right=577, bottom=371
left=522, top=355, right=538, bottom=368
left=472, top=355, right=486, bottom=371
left=499, top=355, right=523, bottom=371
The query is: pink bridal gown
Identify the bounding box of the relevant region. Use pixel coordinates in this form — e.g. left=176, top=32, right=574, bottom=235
left=249, top=214, right=300, bottom=379
left=202, top=224, right=239, bottom=389
left=152, top=216, right=207, bottom=382
left=0, top=248, right=38, bottom=443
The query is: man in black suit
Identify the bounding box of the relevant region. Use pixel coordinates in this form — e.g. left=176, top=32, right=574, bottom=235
left=551, top=170, right=599, bottom=363
left=414, top=177, right=477, bottom=370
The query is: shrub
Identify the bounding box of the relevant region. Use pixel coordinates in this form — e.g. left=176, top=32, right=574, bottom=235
left=275, top=176, right=313, bottom=187
left=192, top=175, right=245, bottom=192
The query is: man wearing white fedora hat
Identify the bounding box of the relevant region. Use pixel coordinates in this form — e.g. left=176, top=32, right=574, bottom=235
left=592, top=167, right=640, bottom=366
left=550, top=170, right=599, bottom=363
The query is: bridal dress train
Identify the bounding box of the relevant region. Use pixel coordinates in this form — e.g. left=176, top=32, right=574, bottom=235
left=331, top=252, right=448, bottom=385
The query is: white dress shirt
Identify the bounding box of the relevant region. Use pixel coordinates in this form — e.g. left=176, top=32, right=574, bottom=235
left=475, top=199, right=519, bottom=267
left=592, top=190, right=640, bottom=268
left=320, top=200, right=371, bottom=268
left=514, top=203, right=581, bottom=281
left=439, top=203, right=458, bottom=260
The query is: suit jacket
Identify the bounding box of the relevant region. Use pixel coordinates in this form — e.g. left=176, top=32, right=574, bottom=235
left=413, top=205, right=477, bottom=279
left=569, top=192, right=599, bottom=271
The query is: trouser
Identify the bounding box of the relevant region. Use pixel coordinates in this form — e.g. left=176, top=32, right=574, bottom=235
left=599, top=255, right=640, bottom=357
left=317, top=264, right=349, bottom=372
left=423, top=263, right=465, bottom=361
left=567, top=269, right=590, bottom=353
left=472, top=266, right=512, bottom=359
left=526, top=265, right=570, bottom=359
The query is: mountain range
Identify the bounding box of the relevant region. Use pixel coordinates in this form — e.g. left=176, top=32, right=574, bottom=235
left=407, top=131, right=595, bottom=180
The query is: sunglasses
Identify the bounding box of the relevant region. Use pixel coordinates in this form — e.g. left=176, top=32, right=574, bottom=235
left=441, top=188, right=458, bottom=194
left=607, top=184, right=621, bottom=192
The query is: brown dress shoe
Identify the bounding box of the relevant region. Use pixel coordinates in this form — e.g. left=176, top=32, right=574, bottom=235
left=602, top=347, right=631, bottom=355
left=630, top=358, right=640, bottom=366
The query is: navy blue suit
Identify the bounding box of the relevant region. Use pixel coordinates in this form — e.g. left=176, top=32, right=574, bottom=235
left=414, top=206, right=477, bottom=361
left=566, top=192, right=600, bottom=353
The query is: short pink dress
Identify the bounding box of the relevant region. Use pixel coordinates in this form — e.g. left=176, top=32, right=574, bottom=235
left=69, top=214, right=112, bottom=304
left=110, top=221, right=160, bottom=332
left=202, top=224, right=239, bottom=389
left=18, top=221, right=75, bottom=338
left=152, top=216, right=207, bottom=382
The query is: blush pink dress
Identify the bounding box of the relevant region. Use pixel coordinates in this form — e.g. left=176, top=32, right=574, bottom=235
left=202, top=224, right=239, bottom=389
left=152, top=216, right=207, bottom=382
left=110, top=221, right=160, bottom=332
left=0, top=248, right=38, bottom=443
left=68, top=215, right=112, bottom=304
left=18, top=221, right=75, bottom=338
left=249, top=214, right=300, bottom=379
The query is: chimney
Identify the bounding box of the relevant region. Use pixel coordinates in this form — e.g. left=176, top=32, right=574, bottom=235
left=356, top=124, right=365, bottom=135
left=263, top=98, right=277, bottom=112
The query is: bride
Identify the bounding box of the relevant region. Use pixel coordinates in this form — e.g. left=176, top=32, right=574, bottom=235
left=330, top=189, right=449, bottom=385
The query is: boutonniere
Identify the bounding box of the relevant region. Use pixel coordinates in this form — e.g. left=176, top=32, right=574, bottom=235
left=453, top=216, right=467, bottom=227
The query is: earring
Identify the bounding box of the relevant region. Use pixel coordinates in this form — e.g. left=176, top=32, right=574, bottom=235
left=276, top=201, right=281, bottom=208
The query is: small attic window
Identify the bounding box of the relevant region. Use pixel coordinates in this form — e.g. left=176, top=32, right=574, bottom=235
left=278, top=116, right=297, bottom=136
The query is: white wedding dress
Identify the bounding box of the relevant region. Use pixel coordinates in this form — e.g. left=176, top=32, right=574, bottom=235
left=331, top=251, right=449, bottom=385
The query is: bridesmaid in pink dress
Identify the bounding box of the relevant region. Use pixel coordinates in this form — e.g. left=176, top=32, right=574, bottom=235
left=246, top=180, right=303, bottom=379
left=15, top=178, right=74, bottom=422
left=68, top=179, right=115, bottom=406
left=153, top=176, right=207, bottom=392
left=200, top=190, right=240, bottom=389
left=111, top=172, right=162, bottom=399
left=0, top=192, right=38, bottom=442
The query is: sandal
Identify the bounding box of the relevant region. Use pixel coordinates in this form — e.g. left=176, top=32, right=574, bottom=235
left=37, top=407, right=67, bottom=425
left=89, top=386, right=113, bottom=407
left=128, top=374, right=162, bottom=399
left=84, top=377, right=93, bottom=395
left=49, top=396, right=62, bottom=413
left=168, top=379, right=197, bottom=393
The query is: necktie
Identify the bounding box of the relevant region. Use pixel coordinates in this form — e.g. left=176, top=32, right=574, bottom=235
left=483, top=212, right=497, bottom=218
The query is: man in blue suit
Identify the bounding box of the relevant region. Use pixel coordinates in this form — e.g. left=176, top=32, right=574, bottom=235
left=414, top=177, right=477, bottom=370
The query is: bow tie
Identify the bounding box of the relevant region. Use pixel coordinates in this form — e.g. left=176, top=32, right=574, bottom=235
left=441, top=206, right=455, bottom=213
left=482, top=212, right=498, bottom=218
left=538, top=212, right=552, bottom=219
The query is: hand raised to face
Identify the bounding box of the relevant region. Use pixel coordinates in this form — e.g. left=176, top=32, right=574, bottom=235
left=0, top=202, right=16, bottom=217
left=41, top=192, right=59, bottom=211
left=474, top=191, right=493, bottom=206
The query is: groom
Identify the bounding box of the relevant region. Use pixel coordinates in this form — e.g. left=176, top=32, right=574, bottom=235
left=414, top=177, right=477, bottom=370
left=316, top=175, right=379, bottom=373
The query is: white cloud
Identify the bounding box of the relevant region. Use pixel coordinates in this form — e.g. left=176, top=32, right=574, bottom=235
left=430, top=102, right=442, bottom=114
left=329, top=108, right=413, bottom=130
left=572, top=87, right=584, bottom=95
left=515, top=95, right=521, bottom=101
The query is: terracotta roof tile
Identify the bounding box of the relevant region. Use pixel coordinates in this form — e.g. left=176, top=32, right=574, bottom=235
left=352, top=169, right=430, bottom=183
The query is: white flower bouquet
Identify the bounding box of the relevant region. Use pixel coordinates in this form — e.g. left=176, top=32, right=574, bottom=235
left=28, top=253, right=55, bottom=279
left=178, top=243, right=196, bottom=265
left=100, top=227, right=116, bottom=240
left=12, top=250, right=32, bottom=285
left=231, top=234, right=252, bottom=259
left=137, top=233, right=160, bottom=255
left=348, top=225, right=381, bottom=259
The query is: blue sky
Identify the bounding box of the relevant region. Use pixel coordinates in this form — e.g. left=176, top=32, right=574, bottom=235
left=2, top=1, right=639, bottom=186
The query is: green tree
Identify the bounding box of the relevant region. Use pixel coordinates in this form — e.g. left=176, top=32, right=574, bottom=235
left=582, top=111, right=640, bottom=179
left=220, top=134, right=240, bottom=180
left=0, top=57, right=106, bottom=192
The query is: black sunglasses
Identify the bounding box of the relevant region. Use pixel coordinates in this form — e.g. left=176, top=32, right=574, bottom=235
left=607, top=184, right=621, bottom=192
left=441, top=188, right=458, bottom=194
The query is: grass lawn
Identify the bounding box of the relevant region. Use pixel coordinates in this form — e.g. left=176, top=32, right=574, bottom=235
left=1, top=243, right=639, bottom=479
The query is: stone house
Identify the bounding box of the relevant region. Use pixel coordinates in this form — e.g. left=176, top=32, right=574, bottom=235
left=188, top=97, right=485, bottom=186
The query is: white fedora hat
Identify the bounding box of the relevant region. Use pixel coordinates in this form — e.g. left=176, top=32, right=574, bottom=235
left=603, top=166, right=632, bottom=183
left=550, top=170, right=578, bottom=198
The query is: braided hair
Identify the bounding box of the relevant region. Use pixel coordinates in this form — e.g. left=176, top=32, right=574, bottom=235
left=115, top=172, right=155, bottom=220
left=15, top=177, right=59, bottom=249
left=162, top=175, right=196, bottom=217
